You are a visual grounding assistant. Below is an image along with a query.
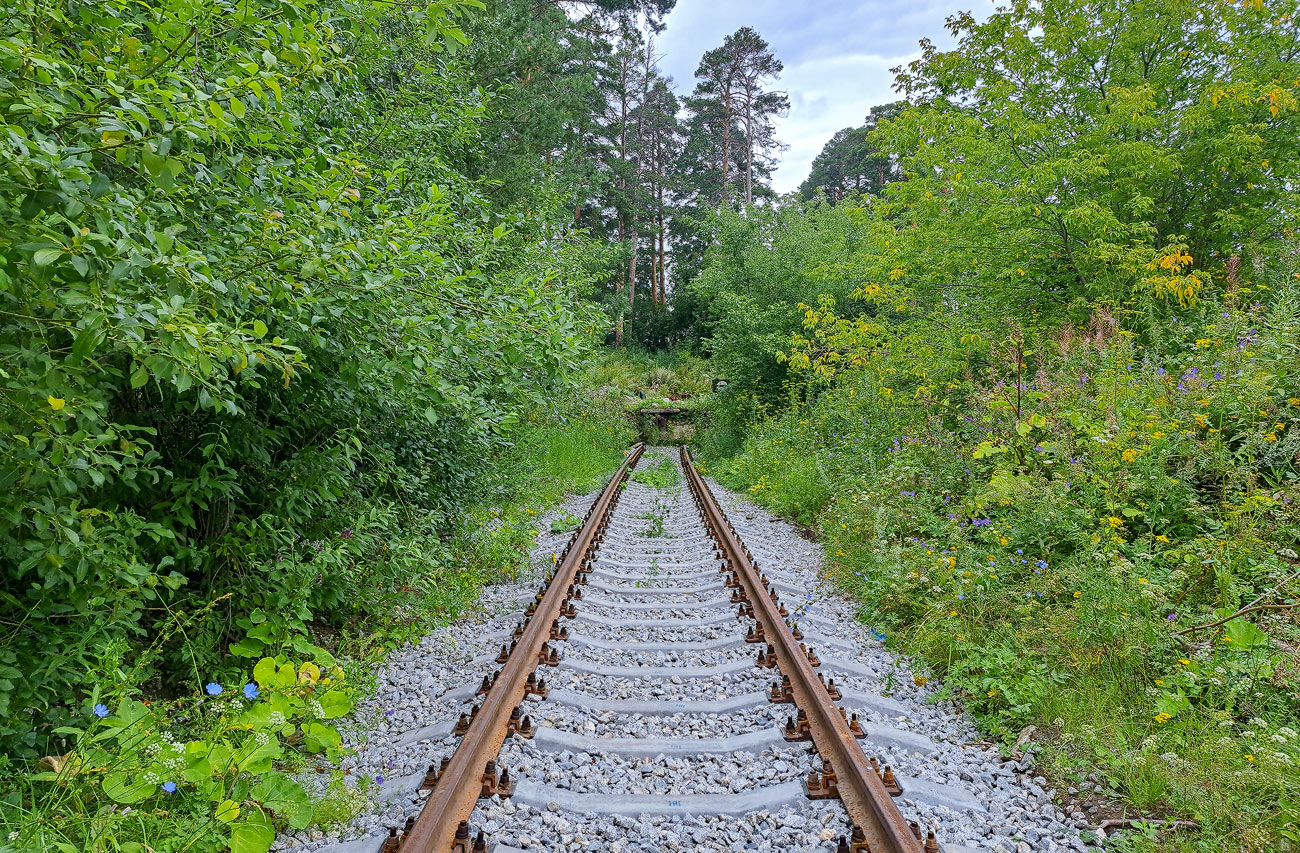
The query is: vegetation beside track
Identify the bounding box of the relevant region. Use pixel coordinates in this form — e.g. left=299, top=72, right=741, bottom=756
left=687, top=1, right=1300, bottom=849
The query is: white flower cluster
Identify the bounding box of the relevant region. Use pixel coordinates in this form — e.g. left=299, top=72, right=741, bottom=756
left=164, top=756, right=185, bottom=772
left=308, top=699, right=325, bottom=718
left=268, top=711, right=287, bottom=726
left=142, top=771, right=160, bottom=785
left=255, top=731, right=271, bottom=746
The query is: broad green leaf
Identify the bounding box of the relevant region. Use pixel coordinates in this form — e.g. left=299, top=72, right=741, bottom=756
left=215, top=799, right=240, bottom=823
left=33, top=248, right=63, bottom=267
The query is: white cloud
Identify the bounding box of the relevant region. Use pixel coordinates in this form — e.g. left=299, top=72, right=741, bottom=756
left=655, top=0, right=990, bottom=193
left=770, top=51, right=913, bottom=193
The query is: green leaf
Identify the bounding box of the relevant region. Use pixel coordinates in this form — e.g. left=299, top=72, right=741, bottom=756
left=103, top=772, right=155, bottom=804
left=252, top=657, right=278, bottom=687
left=230, top=813, right=275, bottom=853
left=215, top=799, right=240, bottom=823
left=32, top=248, right=63, bottom=268
left=229, top=637, right=265, bottom=657
left=253, top=320, right=268, bottom=338
left=316, top=689, right=351, bottom=719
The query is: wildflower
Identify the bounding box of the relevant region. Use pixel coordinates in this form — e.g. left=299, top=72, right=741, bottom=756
left=243, top=683, right=259, bottom=700
left=1245, top=755, right=1254, bottom=762
left=1073, top=591, right=1082, bottom=599
left=93, top=703, right=109, bottom=718
left=987, top=688, right=999, bottom=698
left=1155, top=535, right=1170, bottom=543
left=205, top=683, right=223, bottom=696
left=1154, top=712, right=1172, bottom=723
left=161, top=781, right=177, bottom=793
left=1138, top=578, right=1149, bottom=584
left=375, top=775, right=385, bottom=785
left=1155, top=679, right=1165, bottom=686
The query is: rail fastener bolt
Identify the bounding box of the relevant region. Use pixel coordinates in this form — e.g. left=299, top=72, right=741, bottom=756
left=784, top=708, right=812, bottom=742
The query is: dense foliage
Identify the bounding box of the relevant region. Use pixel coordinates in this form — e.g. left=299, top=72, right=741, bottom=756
left=692, top=0, right=1300, bottom=849
left=0, top=0, right=607, bottom=761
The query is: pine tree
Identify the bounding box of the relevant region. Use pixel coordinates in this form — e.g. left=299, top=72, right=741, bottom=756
left=799, top=101, right=907, bottom=201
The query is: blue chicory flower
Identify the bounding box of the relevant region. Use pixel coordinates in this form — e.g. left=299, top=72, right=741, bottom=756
left=205, top=683, right=223, bottom=696
left=161, top=781, right=177, bottom=793
left=243, top=683, right=259, bottom=700
left=93, top=703, right=109, bottom=718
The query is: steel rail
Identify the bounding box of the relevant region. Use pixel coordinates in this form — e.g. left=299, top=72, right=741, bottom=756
left=400, top=443, right=645, bottom=852
left=680, top=446, right=925, bottom=853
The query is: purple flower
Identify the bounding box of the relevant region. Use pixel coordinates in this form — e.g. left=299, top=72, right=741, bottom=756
left=205, top=683, right=222, bottom=696
left=1167, top=612, right=1178, bottom=621
left=375, top=775, right=385, bottom=785
left=243, top=683, right=259, bottom=700
left=93, top=703, right=109, bottom=718
left=161, top=781, right=177, bottom=793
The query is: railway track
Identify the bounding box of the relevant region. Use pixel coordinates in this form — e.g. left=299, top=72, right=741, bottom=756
left=301, top=446, right=1088, bottom=853
left=373, top=445, right=962, bottom=853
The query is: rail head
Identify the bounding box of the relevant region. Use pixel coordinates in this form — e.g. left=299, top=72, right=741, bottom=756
left=679, top=446, right=924, bottom=853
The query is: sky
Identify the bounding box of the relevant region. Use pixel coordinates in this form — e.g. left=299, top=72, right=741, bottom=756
left=655, top=0, right=991, bottom=193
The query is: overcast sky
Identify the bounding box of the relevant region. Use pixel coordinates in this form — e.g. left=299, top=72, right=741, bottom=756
left=655, top=0, right=992, bottom=193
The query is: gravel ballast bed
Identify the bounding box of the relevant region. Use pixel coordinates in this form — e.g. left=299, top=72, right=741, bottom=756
left=281, top=449, right=1096, bottom=853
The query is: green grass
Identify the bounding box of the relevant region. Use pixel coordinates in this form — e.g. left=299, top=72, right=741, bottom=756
left=632, top=456, right=681, bottom=490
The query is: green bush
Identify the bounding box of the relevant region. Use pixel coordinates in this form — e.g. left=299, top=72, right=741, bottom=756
left=0, top=654, right=353, bottom=852
left=701, top=289, right=1300, bottom=849
left=0, top=0, right=603, bottom=759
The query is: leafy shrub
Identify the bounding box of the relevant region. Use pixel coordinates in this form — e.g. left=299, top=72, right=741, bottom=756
left=701, top=288, right=1300, bottom=848
left=0, top=656, right=352, bottom=853
left=0, top=0, right=603, bottom=758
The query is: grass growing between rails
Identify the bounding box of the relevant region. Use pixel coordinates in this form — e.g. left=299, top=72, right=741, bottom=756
left=0, top=398, right=632, bottom=853
left=632, top=456, right=682, bottom=490
left=698, top=298, right=1300, bottom=852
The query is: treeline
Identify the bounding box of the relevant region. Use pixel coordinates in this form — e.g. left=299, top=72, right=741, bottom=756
left=457, top=4, right=791, bottom=349
left=687, top=0, right=1300, bottom=847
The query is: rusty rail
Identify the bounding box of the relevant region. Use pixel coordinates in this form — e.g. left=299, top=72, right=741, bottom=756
left=679, top=447, right=931, bottom=853
left=398, top=443, right=645, bottom=852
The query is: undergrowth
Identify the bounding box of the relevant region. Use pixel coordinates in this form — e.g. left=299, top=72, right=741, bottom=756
left=699, top=294, right=1300, bottom=851
left=0, top=395, right=632, bottom=852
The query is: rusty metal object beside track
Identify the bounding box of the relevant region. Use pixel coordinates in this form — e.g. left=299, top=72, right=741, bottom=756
left=679, top=446, right=931, bottom=853
left=395, top=443, right=645, bottom=852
